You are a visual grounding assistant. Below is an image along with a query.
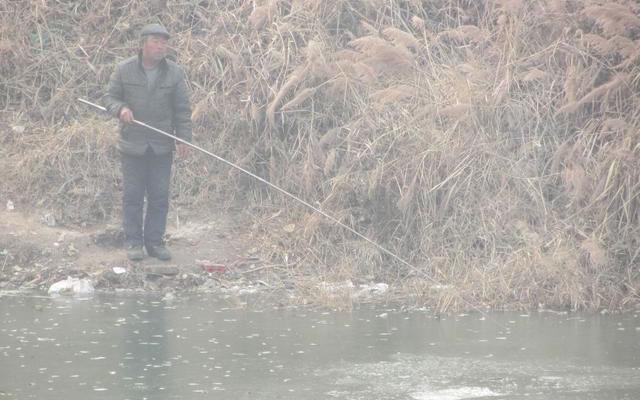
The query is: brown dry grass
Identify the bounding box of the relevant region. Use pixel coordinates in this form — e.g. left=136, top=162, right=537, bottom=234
left=1, top=0, right=639, bottom=312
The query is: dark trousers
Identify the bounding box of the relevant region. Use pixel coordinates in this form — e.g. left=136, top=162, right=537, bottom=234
left=121, top=148, right=173, bottom=247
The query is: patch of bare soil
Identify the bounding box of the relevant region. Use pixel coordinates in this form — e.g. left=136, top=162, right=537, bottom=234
left=0, top=208, right=273, bottom=297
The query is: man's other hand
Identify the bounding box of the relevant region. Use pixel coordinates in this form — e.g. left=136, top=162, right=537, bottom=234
left=119, top=107, right=134, bottom=124
left=176, top=143, right=192, bottom=158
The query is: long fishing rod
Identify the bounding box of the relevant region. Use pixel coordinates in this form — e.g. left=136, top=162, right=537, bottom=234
left=78, top=98, right=503, bottom=323
left=78, top=98, right=417, bottom=269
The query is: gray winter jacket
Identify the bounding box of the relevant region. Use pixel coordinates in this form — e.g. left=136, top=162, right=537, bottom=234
left=103, top=53, right=192, bottom=156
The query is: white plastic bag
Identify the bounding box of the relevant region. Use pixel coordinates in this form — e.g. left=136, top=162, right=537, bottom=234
left=48, top=277, right=95, bottom=297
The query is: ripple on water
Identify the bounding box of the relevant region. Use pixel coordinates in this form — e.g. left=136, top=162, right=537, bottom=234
left=410, top=387, right=501, bottom=400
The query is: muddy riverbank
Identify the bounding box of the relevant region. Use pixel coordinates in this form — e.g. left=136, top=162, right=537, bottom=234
left=0, top=208, right=397, bottom=309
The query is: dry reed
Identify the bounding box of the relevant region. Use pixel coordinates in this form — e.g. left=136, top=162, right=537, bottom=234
left=1, top=0, right=639, bottom=312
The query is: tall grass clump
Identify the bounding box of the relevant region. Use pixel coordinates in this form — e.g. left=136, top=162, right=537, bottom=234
left=1, top=0, right=639, bottom=311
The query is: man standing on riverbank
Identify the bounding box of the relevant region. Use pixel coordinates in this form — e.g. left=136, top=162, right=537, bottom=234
left=103, top=23, right=192, bottom=261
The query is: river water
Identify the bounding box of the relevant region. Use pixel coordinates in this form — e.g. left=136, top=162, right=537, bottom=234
left=1, top=293, right=639, bottom=399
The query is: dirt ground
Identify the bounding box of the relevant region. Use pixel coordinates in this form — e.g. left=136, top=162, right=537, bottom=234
left=0, top=207, right=268, bottom=296
left=0, top=206, right=397, bottom=309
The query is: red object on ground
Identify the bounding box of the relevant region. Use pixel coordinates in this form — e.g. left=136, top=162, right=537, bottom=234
left=197, top=260, right=226, bottom=273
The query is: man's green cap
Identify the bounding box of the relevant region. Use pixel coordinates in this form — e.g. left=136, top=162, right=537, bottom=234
left=140, top=23, right=170, bottom=38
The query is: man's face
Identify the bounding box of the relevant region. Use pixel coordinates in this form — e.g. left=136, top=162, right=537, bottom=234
left=142, top=34, right=169, bottom=62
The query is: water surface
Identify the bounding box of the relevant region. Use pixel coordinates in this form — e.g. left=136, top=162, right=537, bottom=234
left=1, top=293, right=638, bottom=399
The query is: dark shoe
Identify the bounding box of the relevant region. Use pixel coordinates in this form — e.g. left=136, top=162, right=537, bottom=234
left=126, top=245, right=144, bottom=261
left=146, top=244, right=172, bottom=261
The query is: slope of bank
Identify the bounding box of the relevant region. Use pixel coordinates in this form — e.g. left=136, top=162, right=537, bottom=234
left=1, top=0, right=639, bottom=311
